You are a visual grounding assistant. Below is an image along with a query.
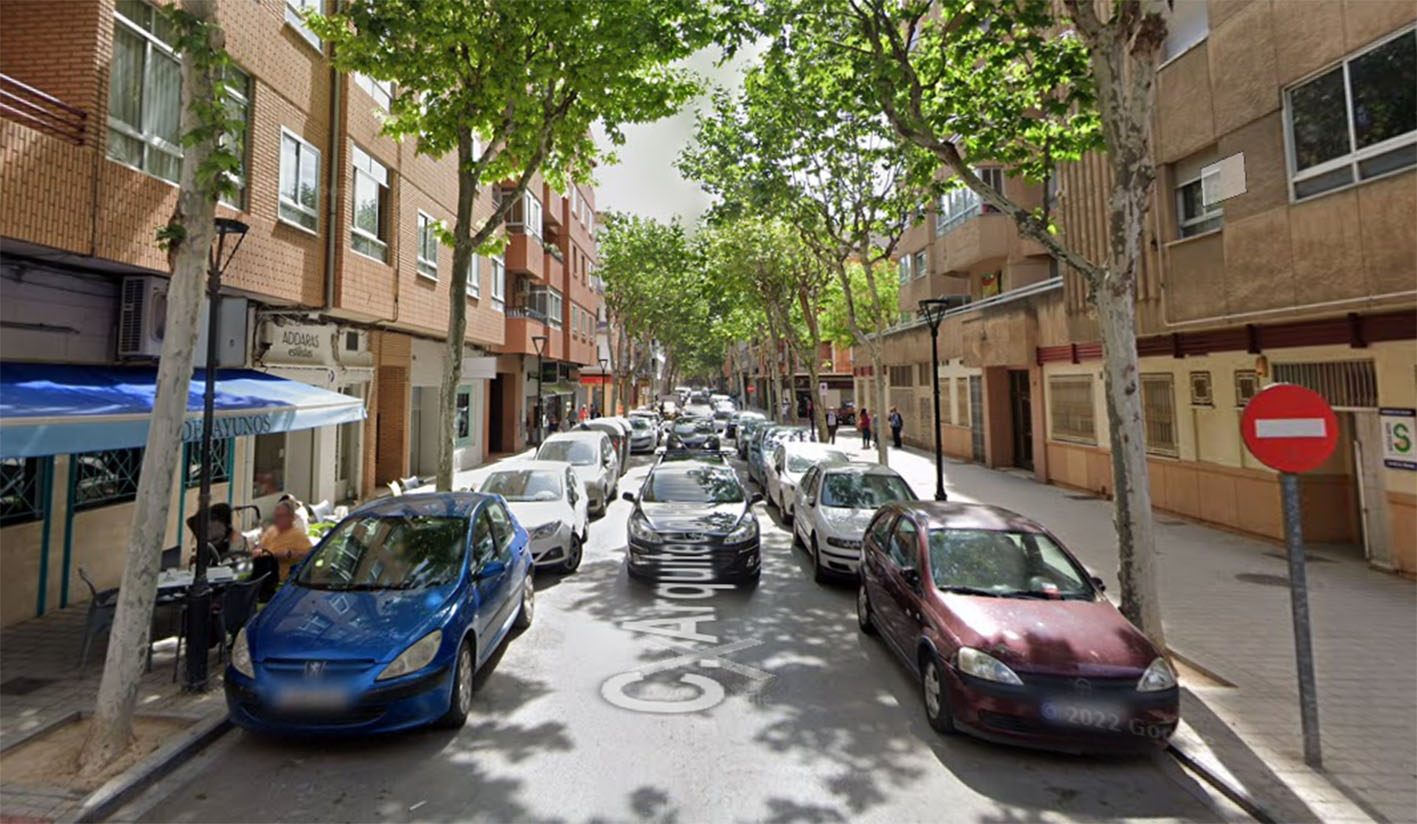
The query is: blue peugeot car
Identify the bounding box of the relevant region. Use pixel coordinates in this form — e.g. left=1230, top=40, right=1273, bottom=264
left=225, top=493, right=535, bottom=734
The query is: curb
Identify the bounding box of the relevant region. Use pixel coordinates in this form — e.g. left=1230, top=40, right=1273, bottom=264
left=63, top=709, right=231, bottom=824
left=1166, top=737, right=1278, bottom=824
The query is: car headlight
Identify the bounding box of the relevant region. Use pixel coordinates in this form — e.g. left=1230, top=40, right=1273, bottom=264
left=530, top=521, right=561, bottom=540
left=825, top=536, right=862, bottom=549
left=628, top=512, right=661, bottom=544
left=1137, top=657, right=1178, bottom=692
left=377, top=629, right=443, bottom=681
left=726, top=515, right=758, bottom=544
left=230, top=627, right=254, bottom=678
left=956, top=646, right=1023, bottom=686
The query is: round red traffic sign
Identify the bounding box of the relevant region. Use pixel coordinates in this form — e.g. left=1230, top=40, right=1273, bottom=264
left=1240, top=384, right=1339, bottom=474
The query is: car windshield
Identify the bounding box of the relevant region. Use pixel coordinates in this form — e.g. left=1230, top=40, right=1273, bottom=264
left=629, top=417, right=652, bottom=430
left=537, top=440, right=597, bottom=466
left=787, top=450, right=849, bottom=473
left=643, top=467, right=744, bottom=504
left=820, top=473, right=913, bottom=507
left=297, top=515, right=467, bottom=590
left=673, top=421, right=699, bottom=434
left=479, top=470, right=562, bottom=502
left=927, top=529, right=1094, bottom=600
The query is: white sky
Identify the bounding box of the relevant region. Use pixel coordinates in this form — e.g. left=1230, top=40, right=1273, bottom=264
left=592, top=45, right=757, bottom=227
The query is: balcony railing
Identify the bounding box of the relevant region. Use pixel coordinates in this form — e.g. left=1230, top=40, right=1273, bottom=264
left=0, top=74, right=87, bottom=145
left=507, top=306, right=548, bottom=323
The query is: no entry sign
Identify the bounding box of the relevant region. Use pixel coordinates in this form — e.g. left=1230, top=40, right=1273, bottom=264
left=1241, top=384, right=1339, bottom=474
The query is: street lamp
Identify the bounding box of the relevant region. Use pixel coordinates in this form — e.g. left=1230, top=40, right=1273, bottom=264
left=598, top=357, right=609, bottom=417
left=531, top=334, right=548, bottom=446
left=918, top=298, right=951, bottom=502
left=185, top=217, right=248, bottom=692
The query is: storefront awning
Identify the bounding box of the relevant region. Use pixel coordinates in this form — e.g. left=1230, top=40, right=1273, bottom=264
left=0, top=363, right=367, bottom=459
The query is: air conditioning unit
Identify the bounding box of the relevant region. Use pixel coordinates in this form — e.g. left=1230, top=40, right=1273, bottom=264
left=117, top=276, right=166, bottom=359
left=117, top=275, right=248, bottom=366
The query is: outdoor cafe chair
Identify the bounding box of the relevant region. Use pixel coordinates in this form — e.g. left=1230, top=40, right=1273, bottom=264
left=216, top=573, right=269, bottom=663
left=77, top=566, right=160, bottom=672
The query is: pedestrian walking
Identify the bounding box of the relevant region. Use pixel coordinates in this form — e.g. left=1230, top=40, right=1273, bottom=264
left=859, top=408, right=872, bottom=448
left=888, top=406, right=904, bottom=449
left=825, top=409, right=838, bottom=443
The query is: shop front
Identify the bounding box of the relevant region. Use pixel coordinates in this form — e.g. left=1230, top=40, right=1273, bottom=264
left=408, top=337, right=496, bottom=478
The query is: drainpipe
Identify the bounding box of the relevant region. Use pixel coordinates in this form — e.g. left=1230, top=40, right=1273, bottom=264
left=322, top=49, right=342, bottom=312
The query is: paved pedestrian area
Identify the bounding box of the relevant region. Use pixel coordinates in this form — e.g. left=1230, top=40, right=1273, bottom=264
left=0, top=605, right=223, bottom=822
left=827, top=434, right=1414, bottom=824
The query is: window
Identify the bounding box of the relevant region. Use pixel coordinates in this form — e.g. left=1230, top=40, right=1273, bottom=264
left=913, top=250, right=927, bottom=279
left=529, top=287, right=564, bottom=328
left=898, top=254, right=912, bottom=283
left=1162, top=0, right=1208, bottom=61
left=279, top=129, right=320, bottom=231
left=1234, top=370, right=1259, bottom=407
left=353, top=73, right=392, bottom=111
left=1141, top=374, right=1178, bottom=456
left=72, top=447, right=143, bottom=511
left=888, top=365, right=914, bottom=386
left=509, top=193, right=544, bottom=240
left=917, top=363, right=932, bottom=385
left=251, top=433, right=285, bottom=498
left=1048, top=375, right=1096, bottom=443
left=416, top=211, right=438, bottom=279
left=350, top=145, right=389, bottom=261
left=887, top=517, right=918, bottom=569
left=1285, top=29, right=1416, bottom=200
left=955, top=377, right=969, bottom=426
left=183, top=438, right=232, bottom=489
left=108, top=0, right=181, bottom=182
left=467, top=254, right=481, bottom=298
left=285, top=0, right=323, bottom=50
left=1176, top=176, right=1222, bottom=237
left=1189, top=371, right=1213, bottom=406
left=491, top=254, right=506, bottom=308
left=456, top=390, right=471, bottom=440
left=1, top=457, right=48, bottom=527
left=936, top=168, right=1003, bottom=236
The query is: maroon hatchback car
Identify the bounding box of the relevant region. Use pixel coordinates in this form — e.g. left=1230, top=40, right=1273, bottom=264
left=857, top=501, right=1178, bottom=753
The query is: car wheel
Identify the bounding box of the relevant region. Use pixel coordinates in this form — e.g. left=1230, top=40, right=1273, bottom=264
left=856, top=580, right=876, bottom=635
left=513, top=574, right=535, bottom=630
left=561, top=532, right=583, bottom=574
left=922, top=655, right=957, bottom=734
left=436, top=639, right=475, bottom=728
left=738, top=569, right=761, bottom=590
left=812, top=537, right=827, bottom=583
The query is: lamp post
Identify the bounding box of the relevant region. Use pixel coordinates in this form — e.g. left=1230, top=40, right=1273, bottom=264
left=532, top=334, right=548, bottom=446
left=184, top=217, right=248, bottom=692
left=598, top=357, right=609, bottom=417
left=918, top=298, right=950, bottom=502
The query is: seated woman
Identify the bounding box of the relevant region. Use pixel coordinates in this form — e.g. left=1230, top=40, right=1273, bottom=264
left=255, top=499, right=313, bottom=581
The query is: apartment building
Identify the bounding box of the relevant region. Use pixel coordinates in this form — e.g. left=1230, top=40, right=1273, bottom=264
left=0, top=0, right=605, bottom=626
left=865, top=0, right=1417, bottom=574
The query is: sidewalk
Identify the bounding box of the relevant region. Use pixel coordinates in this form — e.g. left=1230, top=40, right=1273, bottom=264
left=837, top=437, right=1414, bottom=824
left=0, top=606, right=224, bottom=822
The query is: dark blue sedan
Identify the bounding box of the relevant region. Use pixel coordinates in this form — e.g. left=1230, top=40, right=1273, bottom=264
left=225, top=493, right=534, bottom=734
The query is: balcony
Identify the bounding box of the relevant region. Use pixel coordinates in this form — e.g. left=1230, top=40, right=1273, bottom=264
left=504, top=231, right=545, bottom=280
left=939, top=211, right=1012, bottom=276
left=501, top=311, right=564, bottom=359
left=543, top=244, right=564, bottom=286
left=0, top=74, right=88, bottom=145
left=543, top=186, right=565, bottom=228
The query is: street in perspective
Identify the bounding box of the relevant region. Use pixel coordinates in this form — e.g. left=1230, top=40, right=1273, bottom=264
left=0, top=1, right=1414, bottom=824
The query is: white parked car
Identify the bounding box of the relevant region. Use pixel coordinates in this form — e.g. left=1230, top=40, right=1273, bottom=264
left=764, top=441, right=851, bottom=521
left=536, top=430, right=618, bottom=515
left=476, top=460, right=588, bottom=573
left=792, top=462, right=916, bottom=581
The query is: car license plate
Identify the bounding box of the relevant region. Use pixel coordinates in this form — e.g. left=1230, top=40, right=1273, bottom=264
left=274, top=685, right=351, bottom=712
left=1041, top=699, right=1125, bottom=731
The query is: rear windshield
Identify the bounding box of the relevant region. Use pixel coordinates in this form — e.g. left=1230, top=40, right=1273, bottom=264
left=479, top=470, right=562, bottom=502
left=787, top=450, right=849, bottom=473
left=537, top=440, right=597, bottom=466
left=644, top=468, right=744, bottom=504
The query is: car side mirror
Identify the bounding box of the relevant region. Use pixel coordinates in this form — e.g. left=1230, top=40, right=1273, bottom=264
left=902, top=567, right=921, bottom=590
left=622, top=491, right=636, bottom=503
left=477, top=559, right=507, bottom=580
left=750, top=492, right=764, bottom=505
left=1090, top=575, right=1107, bottom=592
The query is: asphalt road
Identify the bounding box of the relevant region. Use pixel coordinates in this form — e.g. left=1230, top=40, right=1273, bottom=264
left=134, top=449, right=1246, bottom=824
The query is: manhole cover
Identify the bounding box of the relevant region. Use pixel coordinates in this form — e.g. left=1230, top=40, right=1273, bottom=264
left=1235, top=573, right=1290, bottom=587
left=1263, top=551, right=1333, bottom=563
left=0, top=676, right=55, bottom=696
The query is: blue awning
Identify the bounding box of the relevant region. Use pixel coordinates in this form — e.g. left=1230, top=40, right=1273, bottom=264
left=0, top=363, right=366, bottom=459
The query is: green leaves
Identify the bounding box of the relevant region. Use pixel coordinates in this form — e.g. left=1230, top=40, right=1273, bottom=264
left=156, top=3, right=244, bottom=209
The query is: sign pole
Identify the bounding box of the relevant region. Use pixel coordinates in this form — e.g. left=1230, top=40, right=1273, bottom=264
left=1279, top=471, right=1322, bottom=767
